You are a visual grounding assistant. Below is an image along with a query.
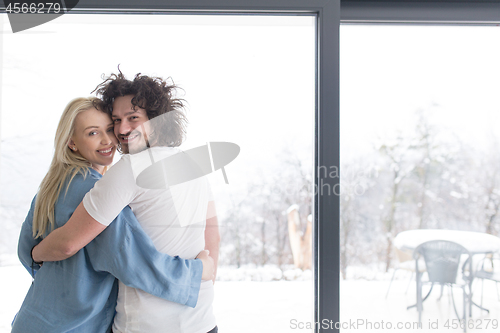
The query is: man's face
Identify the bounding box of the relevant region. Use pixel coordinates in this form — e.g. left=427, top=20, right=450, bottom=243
left=112, top=95, right=152, bottom=154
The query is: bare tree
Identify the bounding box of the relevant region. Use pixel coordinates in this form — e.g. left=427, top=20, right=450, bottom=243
left=377, top=134, right=415, bottom=272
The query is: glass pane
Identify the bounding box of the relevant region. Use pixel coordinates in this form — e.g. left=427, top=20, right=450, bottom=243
left=0, top=14, right=315, bottom=332
left=341, top=25, right=500, bottom=332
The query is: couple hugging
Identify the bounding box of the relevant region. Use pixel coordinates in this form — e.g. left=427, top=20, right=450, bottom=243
left=11, top=69, right=219, bottom=333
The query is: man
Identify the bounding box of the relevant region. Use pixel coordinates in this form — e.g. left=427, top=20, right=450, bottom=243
left=33, top=70, right=220, bottom=333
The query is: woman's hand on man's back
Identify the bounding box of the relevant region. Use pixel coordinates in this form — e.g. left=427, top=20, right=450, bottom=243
left=196, top=250, right=215, bottom=282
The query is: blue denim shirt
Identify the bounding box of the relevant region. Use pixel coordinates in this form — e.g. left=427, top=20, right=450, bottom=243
left=12, top=168, right=202, bottom=333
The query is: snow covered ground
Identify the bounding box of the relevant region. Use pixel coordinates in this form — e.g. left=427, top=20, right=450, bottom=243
left=0, top=264, right=314, bottom=333
left=2, top=264, right=500, bottom=333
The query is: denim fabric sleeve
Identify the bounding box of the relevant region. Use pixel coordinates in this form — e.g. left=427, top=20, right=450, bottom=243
left=17, top=196, right=42, bottom=276
left=85, top=206, right=203, bottom=308
left=17, top=172, right=98, bottom=276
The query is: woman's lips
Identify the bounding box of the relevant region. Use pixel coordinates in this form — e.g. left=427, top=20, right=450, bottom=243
left=97, top=147, right=114, bottom=156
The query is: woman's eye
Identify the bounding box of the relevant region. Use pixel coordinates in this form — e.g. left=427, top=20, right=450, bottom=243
left=113, top=119, right=120, bottom=123
left=89, top=131, right=97, bottom=136
left=107, top=127, right=114, bottom=133
left=130, top=116, right=138, bottom=120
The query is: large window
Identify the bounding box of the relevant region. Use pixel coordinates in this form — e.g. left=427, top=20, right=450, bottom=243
left=339, top=1, right=500, bottom=331
left=8, top=1, right=500, bottom=332
left=0, top=2, right=340, bottom=331
left=340, top=23, right=500, bottom=331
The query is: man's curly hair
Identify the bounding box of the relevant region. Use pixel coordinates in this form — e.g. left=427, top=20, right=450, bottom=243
left=93, top=68, right=187, bottom=148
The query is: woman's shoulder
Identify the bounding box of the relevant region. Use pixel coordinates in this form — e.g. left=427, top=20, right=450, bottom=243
left=63, top=168, right=101, bottom=193
left=72, top=167, right=101, bottom=181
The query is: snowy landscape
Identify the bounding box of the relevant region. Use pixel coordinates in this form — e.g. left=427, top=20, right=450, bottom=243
left=2, top=263, right=500, bottom=333
left=0, top=263, right=315, bottom=333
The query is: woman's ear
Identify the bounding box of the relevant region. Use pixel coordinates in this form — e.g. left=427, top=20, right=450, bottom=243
left=68, top=139, right=77, bottom=151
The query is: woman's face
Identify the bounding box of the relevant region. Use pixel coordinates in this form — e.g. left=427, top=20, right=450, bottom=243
left=69, top=108, right=118, bottom=174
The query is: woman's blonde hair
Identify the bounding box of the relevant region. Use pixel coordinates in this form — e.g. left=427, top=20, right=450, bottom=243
left=32, top=97, right=103, bottom=238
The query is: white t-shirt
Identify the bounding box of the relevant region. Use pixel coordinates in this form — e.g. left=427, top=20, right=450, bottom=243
left=83, top=146, right=216, bottom=333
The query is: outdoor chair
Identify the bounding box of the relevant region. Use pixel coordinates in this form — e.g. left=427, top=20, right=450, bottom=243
left=412, top=240, right=470, bottom=332
left=386, top=246, right=426, bottom=298
left=474, top=252, right=500, bottom=310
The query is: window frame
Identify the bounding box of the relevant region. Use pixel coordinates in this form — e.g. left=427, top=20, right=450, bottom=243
left=341, top=0, right=500, bottom=25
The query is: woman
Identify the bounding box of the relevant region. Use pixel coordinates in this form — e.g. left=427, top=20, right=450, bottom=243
left=12, top=97, right=210, bottom=333
left=32, top=73, right=219, bottom=333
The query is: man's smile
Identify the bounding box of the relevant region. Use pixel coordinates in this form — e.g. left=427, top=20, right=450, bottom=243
left=120, top=132, right=140, bottom=144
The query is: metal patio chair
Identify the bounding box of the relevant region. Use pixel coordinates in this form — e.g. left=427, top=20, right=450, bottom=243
left=412, top=240, right=470, bottom=332
left=474, top=252, right=500, bottom=310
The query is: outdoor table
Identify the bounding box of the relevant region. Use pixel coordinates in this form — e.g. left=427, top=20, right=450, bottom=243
left=394, top=229, right=500, bottom=317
